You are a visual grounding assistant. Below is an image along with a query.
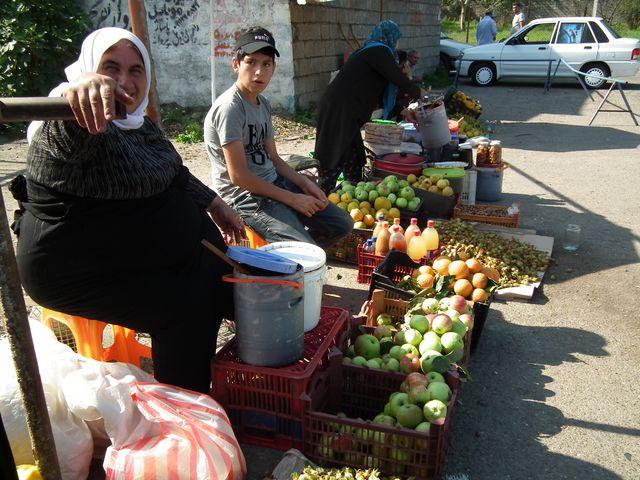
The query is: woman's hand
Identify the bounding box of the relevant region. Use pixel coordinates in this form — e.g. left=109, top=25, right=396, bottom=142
left=401, top=107, right=420, bottom=126
left=207, top=196, right=246, bottom=245
left=63, top=73, right=135, bottom=134
left=300, top=176, right=328, bottom=210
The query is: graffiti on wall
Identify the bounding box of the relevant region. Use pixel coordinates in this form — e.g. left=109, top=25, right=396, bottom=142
left=86, top=0, right=205, bottom=47
left=211, top=0, right=251, bottom=57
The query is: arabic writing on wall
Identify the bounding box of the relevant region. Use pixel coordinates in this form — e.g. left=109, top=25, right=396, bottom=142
left=213, top=28, right=241, bottom=57
left=86, top=0, right=205, bottom=47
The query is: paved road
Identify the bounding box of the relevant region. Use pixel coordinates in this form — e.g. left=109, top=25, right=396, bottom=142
left=1, top=73, right=639, bottom=479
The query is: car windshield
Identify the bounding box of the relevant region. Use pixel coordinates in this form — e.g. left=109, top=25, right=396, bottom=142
left=599, top=20, right=620, bottom=39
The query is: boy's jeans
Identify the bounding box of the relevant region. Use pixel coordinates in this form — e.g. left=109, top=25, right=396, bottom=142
left=234, top=177, right=353, bottom=248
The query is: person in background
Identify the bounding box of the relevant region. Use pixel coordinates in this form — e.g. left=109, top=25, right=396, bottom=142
left=407, top=49, right=422, bottom=82
left=398, top=49, right=411, bottom=77
left=14, top=28, right=244, bottom=394
left=511, top=3, right=526, bottom=35
left=314, top=20, right=424, bottom=193
left=204, top=27, right=352, bottom=247
left=476, top=10, right=497, bottom=45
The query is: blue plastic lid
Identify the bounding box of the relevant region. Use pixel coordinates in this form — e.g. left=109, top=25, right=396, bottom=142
left=226, top=246, right=299, bottom=274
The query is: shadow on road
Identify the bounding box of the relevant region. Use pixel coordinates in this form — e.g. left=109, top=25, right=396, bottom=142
left=444, top=308, right=622, bottom=479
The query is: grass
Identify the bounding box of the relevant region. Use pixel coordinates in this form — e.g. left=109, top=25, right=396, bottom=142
left=442, top=18, right=640, bottom=45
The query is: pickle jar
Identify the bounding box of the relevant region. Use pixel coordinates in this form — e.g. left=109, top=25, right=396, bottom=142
left=476, top=141, right=490, bottom=165
left=489, top=140, right=502, bottom=165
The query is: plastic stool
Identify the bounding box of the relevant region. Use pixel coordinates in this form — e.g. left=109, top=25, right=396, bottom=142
left=41, top=308, right=152, bottom=369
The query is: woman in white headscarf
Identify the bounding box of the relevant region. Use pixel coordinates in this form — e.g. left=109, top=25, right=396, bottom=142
left=13, top=28, right=244, bottom=393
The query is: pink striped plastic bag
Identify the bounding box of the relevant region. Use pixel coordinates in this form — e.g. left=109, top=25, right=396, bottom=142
left=103, top=382, right=246, bottom=480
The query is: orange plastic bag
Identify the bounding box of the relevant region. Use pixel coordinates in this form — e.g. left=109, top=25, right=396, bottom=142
left=103, top=382, right=246, bottom=480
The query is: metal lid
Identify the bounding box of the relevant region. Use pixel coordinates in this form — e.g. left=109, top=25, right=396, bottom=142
left=490, top=140, right=501, bottom=145
left=227, top=246, right=300, bottom=274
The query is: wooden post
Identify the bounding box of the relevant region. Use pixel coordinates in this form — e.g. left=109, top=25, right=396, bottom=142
left=0, top=191, right=61, bottom=478
left=127, top=0, right=162, bottom=127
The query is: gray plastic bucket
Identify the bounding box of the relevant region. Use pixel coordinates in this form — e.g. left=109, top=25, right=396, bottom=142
left=230, top=267, right=305, bottom=367
left=418, top=103, right=451, bottom=149
left=475, top=165, right=506, bottom=202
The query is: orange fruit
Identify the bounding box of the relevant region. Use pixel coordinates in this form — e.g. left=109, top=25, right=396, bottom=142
left=416, top=273, right=435, bottom=289
left=471, top=288, right=489, bottom=303
left=350, top=209, right=363, bottom=222
left=363, top=214, right=376, bottom=228
left=482, top=267, right=500, bottom=283
left=472, top=272, right=488, bottom=289
left=432, top=257, right=451, bottom=276
left=453, top=279, right=473, bottom=298
left=465, top=258, right=483, bottom=274
left=448, top=260, right=470, bottom=280
left=417, top=265, right=435, bottom=276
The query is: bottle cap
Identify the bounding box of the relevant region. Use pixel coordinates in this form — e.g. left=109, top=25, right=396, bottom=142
left=427, top=220, right=435, bottom=227
left=410, top=218, right=418, bottom=224
left=377, top=214, right=385, bottom=220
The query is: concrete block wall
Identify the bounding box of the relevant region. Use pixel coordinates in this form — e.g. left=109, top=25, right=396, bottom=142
left=290, top=0, right=441, bottom=107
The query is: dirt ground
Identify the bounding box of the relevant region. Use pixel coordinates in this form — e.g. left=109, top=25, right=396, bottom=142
left=2, top=72, right=640, bottom=479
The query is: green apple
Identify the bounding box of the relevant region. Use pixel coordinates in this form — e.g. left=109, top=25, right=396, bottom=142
left=423, top=399, right=447, bottom=422
left=355, top=188, right=368, bottom=201
left=388, top=392, right=409, bottom=418
left=451, top=319, right=468, bottom=338
left=395, top=197, right=408, bottom=209
left=368, top=189, right=379, bottom=202
left=407, top=384, right=430, bottom=407
left=385, top=357, right=400, bottom=372
left=387, top=181, right=399, bottom=194
left=409, top=314, right=429, bottom=334
left=354, top=334, right=380, bottom=359
left=398, top=179, right=409, bottom=188
left=427, top=382, right=451, bottom=403
left=432, top=314, right=453, bottom=335
left=342, top=357, right=352, bottom=365
left=422, top=298, right=440, bottom=314
left=352, top=356, right=367, bottom=366
left=415, top=421, right=430, bottom=433
left=400, top=186, right=415, bottom=200
left=387, top=192, right=397, bottom=205
left=404, top=328, right=423, bottom=347
left=335, top=189, right=344, bottom=197
left=420, top=350, right=450, bottom=374
left=366, top=359, right=382, bottom=369
left=446, top=346, right=465, bottom=363
left=373, top=324, right=392, bottom=340
left=426, top=371, right=445, bottom=384
left=377, top=313, right=393, bottom=326
left=408, top=197, right=421, bottom=211
left=376, top=184, right=390, bottom=196
left=419, top=332, right=442, bottom=355
left=395, top=403, right=424, bottom=428
left=357, top=181, right=366, bottom=188
left=440, top=332, right=463, bottom=354
left=394, top=330, right=407, bottom=345
left=401, top=343, right=420, bottom=356
left=373, top=413, right=396, bottom=427
left=383, top=402, right=393, bottom=416
left=389, top=345, right=405, bottom=361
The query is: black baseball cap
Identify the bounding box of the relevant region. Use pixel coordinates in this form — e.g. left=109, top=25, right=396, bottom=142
left=235, top=28, right=280, bottom=57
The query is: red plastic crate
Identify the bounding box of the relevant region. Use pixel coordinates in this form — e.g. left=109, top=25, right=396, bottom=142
left=304, top=361, right=461, bottom=480
left=210, top=306, right=350, bottom=450
left=357, top=245, right=432, bottom=285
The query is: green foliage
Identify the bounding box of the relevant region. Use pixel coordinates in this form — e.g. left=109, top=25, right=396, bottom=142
left=422, top=67, right=454, bottom=89
left=0, top=1, right=91, bottom=98
left=292, top=103, right=317, bottom=126
left=176, top=121, right=204, bottom=143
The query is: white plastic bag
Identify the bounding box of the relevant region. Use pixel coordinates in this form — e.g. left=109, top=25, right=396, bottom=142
left=103, top=382, right=246, bottom=480
left=0, top=320, right=93, bottom=480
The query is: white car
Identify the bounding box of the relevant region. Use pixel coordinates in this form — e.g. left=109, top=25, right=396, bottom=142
left=439, top=33, right=471, bottom=70
left=456, top=17, right=640, bottom=88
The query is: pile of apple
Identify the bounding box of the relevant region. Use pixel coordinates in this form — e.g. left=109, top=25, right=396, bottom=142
left=406, top=171, right=455, bottom=197
left=374, top=370, right=452, bottom=430
left=327, top=177, right=420, bottom=230
left=343, top=294, right=473, bottom=377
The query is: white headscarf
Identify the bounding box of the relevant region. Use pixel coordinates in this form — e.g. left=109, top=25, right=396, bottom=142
left=27, top=27, right=151, bottom=143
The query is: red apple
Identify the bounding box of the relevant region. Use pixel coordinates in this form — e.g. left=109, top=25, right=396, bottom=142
left=400, top=353, right=421, bottom=374
left=449, top=295, right=468, bottom=314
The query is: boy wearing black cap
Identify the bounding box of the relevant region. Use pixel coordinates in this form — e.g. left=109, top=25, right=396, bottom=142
left=204, top=26, right=352, bottom=247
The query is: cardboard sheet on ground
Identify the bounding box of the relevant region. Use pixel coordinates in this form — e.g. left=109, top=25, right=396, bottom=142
left=471, top=223, right=555, bottom=301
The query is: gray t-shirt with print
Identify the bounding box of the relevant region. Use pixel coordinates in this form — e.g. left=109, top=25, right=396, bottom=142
left=204, top=84, right=277, bottom=206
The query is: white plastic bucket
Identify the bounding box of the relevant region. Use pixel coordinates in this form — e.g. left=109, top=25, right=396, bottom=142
left=259, top=241, right=327, bottom=332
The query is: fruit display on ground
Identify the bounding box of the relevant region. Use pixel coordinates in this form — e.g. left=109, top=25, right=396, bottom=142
left=406, top=170, right=454, bottom=197
left=328, top=177, right=420, bottom=229
left=453, top=116, right=488, bottom=138
left=292, top=466, right=390, bottom=480
left=437, top=219, right=549, bottom=288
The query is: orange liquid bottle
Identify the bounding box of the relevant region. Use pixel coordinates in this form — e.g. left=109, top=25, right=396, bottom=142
left=404, top=217, right=421, bottom=238
left=375, top=223, right=391, bottom=256
left=392, top=218, right=404, bottom=234
left=421, top=219, right=440, bottom=251
left=371, top=215, right=386, bottom=239
left=389, top=225, right=407, bottom=252
left=407, top=231, right=428, bottom=261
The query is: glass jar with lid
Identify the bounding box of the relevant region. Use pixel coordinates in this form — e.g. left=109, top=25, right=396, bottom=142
left=476, top=141, right=490, bottom=165
left=489, top=140, right=502, bottom=165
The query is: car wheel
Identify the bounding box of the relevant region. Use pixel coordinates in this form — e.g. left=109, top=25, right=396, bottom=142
left=469, top=62, right=496, bottom=87
left=439, top=54, right=452, bottom=72
left=580, top=63, right=610, bottom=89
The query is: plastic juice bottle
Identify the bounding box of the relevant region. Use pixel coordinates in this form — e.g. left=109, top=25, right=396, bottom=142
left=375, top=223, right=391, bottom=257
left=421, top=219, right=440, bottom=253
left=407, top=231, right=428, bottom=261
left=389, top=225, right=407, bottom=252
left=392, top=217, right=404, bottom=234
left=404, top=218, right=421, bottom=238
left=372, top=215, right=386, bottom=239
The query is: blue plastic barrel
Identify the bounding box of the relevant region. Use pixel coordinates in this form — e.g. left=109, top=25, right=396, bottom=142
left=475, top=165, right=505, bottom=202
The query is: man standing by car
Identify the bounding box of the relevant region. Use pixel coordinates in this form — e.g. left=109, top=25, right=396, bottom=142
left=476, top=10, right=497, bottom=45
left=511, top=3, right=525, bottom=35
